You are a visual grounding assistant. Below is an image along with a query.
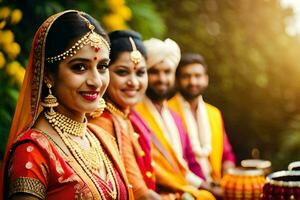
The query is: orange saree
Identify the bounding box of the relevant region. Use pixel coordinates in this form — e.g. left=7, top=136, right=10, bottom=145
left=89, top=108, right=149, bottom=200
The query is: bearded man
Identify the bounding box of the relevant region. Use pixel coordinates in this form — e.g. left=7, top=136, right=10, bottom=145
left=168, top=53, right=236, bottom=186
left=135, top=39, right=215, bottom=200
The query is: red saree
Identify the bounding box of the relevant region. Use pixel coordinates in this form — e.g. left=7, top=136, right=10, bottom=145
left=4, top=127, right=129, bottom=199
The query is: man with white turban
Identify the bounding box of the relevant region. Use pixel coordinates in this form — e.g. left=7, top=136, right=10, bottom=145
left=134, top=38, right=215, bottom=200
left=145, top=38, right=181, bottom=70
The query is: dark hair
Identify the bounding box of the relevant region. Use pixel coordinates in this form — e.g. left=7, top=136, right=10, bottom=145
left=45, top=11, right=109, bottom=75
left=108, top=30, right=146, bottom=64
left=176, top=53, right=207, bottom=78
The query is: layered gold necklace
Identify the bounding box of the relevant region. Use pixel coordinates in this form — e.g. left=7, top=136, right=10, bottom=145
left=44, top=109, right=118, bottom=199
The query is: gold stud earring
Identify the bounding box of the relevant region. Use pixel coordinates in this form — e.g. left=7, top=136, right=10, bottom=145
left=41, top=83, right=59, bottom=113
left=90, top=98, right=106, bottom=118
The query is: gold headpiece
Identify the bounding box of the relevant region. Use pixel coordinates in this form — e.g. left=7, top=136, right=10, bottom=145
left=46, top=12, right=110, bottom=63
left=129, top=37, right=142, bottom=64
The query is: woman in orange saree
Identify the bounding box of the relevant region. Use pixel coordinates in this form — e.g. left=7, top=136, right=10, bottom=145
left=88, top=30, right=160, bottom=200
left=0, top=10, right=132, bottom=200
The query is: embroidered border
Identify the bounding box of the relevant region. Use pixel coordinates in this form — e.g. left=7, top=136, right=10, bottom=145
left=31, top=15, right=54, bottom=117
left=9, top=177, right=46, bottom=199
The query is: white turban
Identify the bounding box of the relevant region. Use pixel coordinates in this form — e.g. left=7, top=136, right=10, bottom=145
left=143, top=38, right=181, bottom=69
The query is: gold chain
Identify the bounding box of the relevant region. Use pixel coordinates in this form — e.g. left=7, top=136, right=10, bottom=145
left=106, top=102, right=128, bottom=119
left=44, top=110, right=119, bottom=199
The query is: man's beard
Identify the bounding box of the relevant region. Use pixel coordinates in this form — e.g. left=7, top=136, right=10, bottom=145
left=146, top=86, right=176, bottom=102
left=178, top=86, right=204, bottom=101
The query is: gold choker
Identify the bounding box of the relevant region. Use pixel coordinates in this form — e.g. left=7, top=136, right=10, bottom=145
left=44, top=110, right=87, bottom=137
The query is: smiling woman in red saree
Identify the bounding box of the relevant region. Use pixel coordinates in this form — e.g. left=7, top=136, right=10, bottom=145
left=0, top=10, right=132, bottom=200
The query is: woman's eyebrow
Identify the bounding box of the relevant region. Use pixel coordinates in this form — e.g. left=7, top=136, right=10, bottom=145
left=67, top=57, right=90, bottom=64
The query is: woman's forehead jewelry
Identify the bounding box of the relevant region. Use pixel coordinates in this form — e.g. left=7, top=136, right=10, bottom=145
left=46, top=12, right=110, bottom=63
left=129, top=37, right=142, bottom=64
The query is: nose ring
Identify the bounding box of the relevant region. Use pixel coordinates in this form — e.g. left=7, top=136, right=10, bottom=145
left=127, top=80, right=133, bottom=85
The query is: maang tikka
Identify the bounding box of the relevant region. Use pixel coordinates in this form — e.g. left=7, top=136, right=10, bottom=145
left=46, top=12, right=110, bottom=63
left=41, top=82, right=59, bottom=112
left=129, top=37, right=142, bottom=64
left=89, top=98, right=106, bottom=118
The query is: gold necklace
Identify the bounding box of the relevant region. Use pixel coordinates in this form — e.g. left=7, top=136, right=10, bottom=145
left=68, top=133, right=102, bottom=172
left=44, top=110, right=87, bottom=137
left=64, top=132, right=118, bottom=199
left=44, top=110, right=119, bottom=199
left=106, top=102, right=128, bottom=119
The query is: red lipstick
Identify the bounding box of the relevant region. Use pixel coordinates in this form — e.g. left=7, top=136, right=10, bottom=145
left=80, top=91, right=99, bottom=101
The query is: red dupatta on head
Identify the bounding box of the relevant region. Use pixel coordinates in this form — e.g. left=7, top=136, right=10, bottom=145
left=0, top=10, right=78, bottom=199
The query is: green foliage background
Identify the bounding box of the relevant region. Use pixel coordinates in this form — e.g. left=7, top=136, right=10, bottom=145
left=153, top=0, right=300, bottom=170
left=1, top=0, right=300, bottom=170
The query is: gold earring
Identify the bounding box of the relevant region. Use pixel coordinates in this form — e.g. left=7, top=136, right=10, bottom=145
left=41, top=83, right=59, bottom=113
left=90, top=98, right=106, bottom=118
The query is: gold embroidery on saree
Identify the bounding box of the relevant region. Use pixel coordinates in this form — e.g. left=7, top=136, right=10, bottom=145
left=74, top=181, right=94, bottom=200
left=9, top=177, right=46, bottom=199
left=31, top=16, right=55, bottom=116
left=30, top=132, right=65, bottom=175
left=58, top=174, right=80, bottom=184
left=40, top=162, right=49, bottom=183
left=33, top=129, right=101, bottom=199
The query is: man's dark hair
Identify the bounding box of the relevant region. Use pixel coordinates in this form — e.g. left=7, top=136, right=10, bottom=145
left=176, top=53, right=207, bottom=78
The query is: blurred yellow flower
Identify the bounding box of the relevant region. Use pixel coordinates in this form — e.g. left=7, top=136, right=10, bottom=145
left=10, top=9, right=22, bottom=24
left=107, top=0, right=125, bottom=8
left=0, top=51, right=6, bottom=69
left=0, top=7, right=10, bottom=19
left=113, top=5, right=132, bottom=20
left=6, top=61, right=22, bottom=76
left=103, top=13, right=128, bottom=31
left=0, top=21, right=6, bottom=29
left=0, top=30, right=14, bottom=44
left=15, top=65, right=25, bottom=86
left=3, top=42, right=21, bottom=58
